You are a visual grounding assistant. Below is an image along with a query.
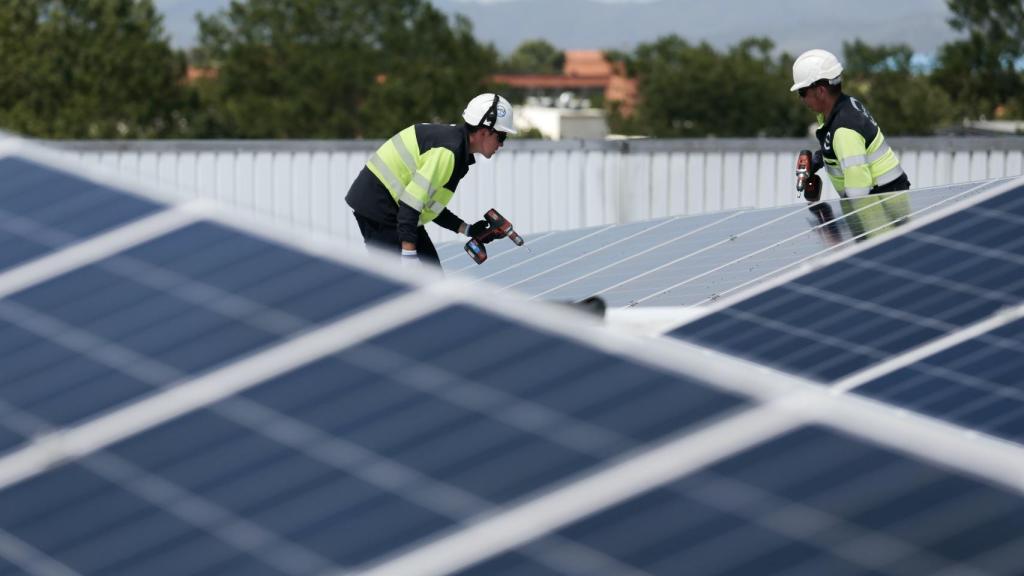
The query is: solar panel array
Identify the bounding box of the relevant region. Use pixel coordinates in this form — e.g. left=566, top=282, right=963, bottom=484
left=1, top=139, right=1022, bottom=576
left=440, top=178, right=1015, bottom=307
left=669, top=176, right=1024, bottom=446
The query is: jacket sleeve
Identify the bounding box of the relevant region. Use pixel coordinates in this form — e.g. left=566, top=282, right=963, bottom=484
left=397, top=203, right=421, bottom=245
left=833, top=127, right=873, bottom=197
left=433, top=209, right=465, bottom=234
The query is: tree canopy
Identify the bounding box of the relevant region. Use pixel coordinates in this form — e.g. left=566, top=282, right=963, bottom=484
left=0, top=0, right=193, bottom=138
left=499, top=39, right=564, bottom=74
left=0, top=0, right=1021, bottom=139
left=841, top=40, right=953, bottom=135
left=194, top=0, right=497, bottom=138
left=932, top=0, right=1024, bottom=118
left=618, top=36, right=803, bottom=137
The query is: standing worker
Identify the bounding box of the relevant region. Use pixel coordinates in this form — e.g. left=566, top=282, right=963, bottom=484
left=791, top=49, right=911, bottom=239
left=346, top=93, right=517, bottom=268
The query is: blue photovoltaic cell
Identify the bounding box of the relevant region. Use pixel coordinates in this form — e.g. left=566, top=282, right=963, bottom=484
left=0, top=220, right=408, bottom=453
left=0, top=422, right=26, bottom=455
left=670, top=184, right=1024, bottom=382
left=0, top=303, right=749, bottom=575
left=457, top=426, right=1024, bottom=576
left=0, top=156, right=164, bottom=273
left=857, top=318, right=1024, bottom=444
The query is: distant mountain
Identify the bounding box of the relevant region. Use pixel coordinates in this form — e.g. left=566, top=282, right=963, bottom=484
left=157, top=0, right=960, bottom=57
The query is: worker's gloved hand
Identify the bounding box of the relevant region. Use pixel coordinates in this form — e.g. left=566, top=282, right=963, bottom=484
left=466, top=219, right=490, bottom=239
left=811, top=150, right=824, bottom=173
left=400, top=249, right=420, bottom=267
left=804, top=174, right=822, bottom=203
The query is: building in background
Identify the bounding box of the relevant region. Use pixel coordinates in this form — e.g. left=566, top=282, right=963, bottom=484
left=492, top=50, right=637, bottom=140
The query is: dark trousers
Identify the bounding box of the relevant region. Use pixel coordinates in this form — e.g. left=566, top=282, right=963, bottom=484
left=352, top=212, right=441, bottom=267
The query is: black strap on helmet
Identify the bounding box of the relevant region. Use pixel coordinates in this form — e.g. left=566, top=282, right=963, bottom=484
left=479, top=94, right=500, bottom=129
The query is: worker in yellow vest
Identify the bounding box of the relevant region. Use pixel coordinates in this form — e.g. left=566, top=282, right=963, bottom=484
left=346, top=93, right=516, bottom=267
left=792, top=49, right=909, bottom=200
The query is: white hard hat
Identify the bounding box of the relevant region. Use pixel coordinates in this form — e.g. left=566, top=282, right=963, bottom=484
left=463, top=93, right=517, bottom=134
left=790, top=49, right=843, bottom=92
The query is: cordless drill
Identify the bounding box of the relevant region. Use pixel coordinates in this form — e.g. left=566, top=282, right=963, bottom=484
left=795, top=149, right=822, bottom=202
left=464, top=208, right=524, bottom=264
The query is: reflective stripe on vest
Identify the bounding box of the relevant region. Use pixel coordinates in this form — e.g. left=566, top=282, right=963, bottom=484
left=368, top=129, right=450, bottom=222
left=874, top=164, right=904, bottom=186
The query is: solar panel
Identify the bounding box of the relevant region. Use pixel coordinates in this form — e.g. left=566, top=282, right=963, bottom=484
left=442, top=178, right=1012, bottom=307
left=669, top=179, right=1024, bottom=382
left=0, top=302, right=753, bottom=575
left=0, top=157, right=164, bottom=274
left=853, top=314, right=1024, bottom=444
left=2, top=138, right=1023, bottom=576
left=453, top=426, right=1024, bottom=576
left=0, top=147, right=410, bottom=456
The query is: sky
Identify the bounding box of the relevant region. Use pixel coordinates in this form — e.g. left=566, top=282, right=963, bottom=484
left=155, top=0, right=961, bottom=59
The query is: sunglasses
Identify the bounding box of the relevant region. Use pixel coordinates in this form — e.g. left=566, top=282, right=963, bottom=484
left=798, top=86, right=813, bottom=98
left=494, top=130, right=507, bottom=144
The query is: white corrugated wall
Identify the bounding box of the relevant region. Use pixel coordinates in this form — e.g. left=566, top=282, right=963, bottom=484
left=51, top=138, right=1024, bottom=245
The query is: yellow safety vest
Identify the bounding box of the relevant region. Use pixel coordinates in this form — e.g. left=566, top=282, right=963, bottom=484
left=366, top=125, right=458, bottom=226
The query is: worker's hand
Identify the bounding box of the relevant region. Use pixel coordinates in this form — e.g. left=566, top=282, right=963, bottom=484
left=811, top=150, right=823, bottom=173
left=804, top=174, right=822, bottom=203
left=466, top=219, right=489, bottom=239
left=400, top=249, right=420, bottom=267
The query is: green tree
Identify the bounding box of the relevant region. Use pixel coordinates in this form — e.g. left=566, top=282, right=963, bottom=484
left=623, top=36, right=802, bottom=137
left=0, top=0, right=193, bottom=138
left=841, top=40, right=953, bottom=135
left=499, top=39, right=564, bottom=74
left=933, top=0, right=1024, bottom=118
left=196, top=0, right=497, bottom=138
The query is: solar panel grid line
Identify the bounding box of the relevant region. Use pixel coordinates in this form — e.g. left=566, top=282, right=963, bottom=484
left=520, top=211, right=746, bottom=298
left=681, top=201, right=1024, bottom=381
left=438, top=230, right=557, bottom=266
left=0, top=140, right=181, bottom=207
left=0, top=208, right=196, bottom=301
left=571, top=203, right=819, bottom=305
left=662, top=175, right=1024, bottom=333
left=852, top=319, right=1024, bottom=444
left=0, top=298, right=183, bottom=387
left=689, top=304, right=891, bottom=376
left=835, top=253, right=1020, bottom=312
left=356, top=405, right=801, bottom=576
left=1, top=354, right=521, bottom=575
left=214, top=396, right=645, bottom=576
left=0, top=289, right=446, bottom=493
left=511, top=537, right=651, bottom=576
left=90, top=241, right=311, bottom=335
left=832, top=302, right=1024, bottom=393
left=631, top=188, right=934, bottom=308
left=456, top=423, right=1024, bottom=576
left=461, top=224, right=617, bottom=278
left=498, top=215, right=689, bottom=289
left=0, top=529, right=77, bottom=576
left=684, top=180, right=1012, bottom=310
left=461, top=289, right=799, bottom=403
left=790, top=388, right=1024, bottom=493
left=666, top=468, right=969, bottom=575
left=339, top=343, right=635, bottom=457
left=62, top=451, right=339, bottom=576
left=913, top=226, right=1024, bottom=269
